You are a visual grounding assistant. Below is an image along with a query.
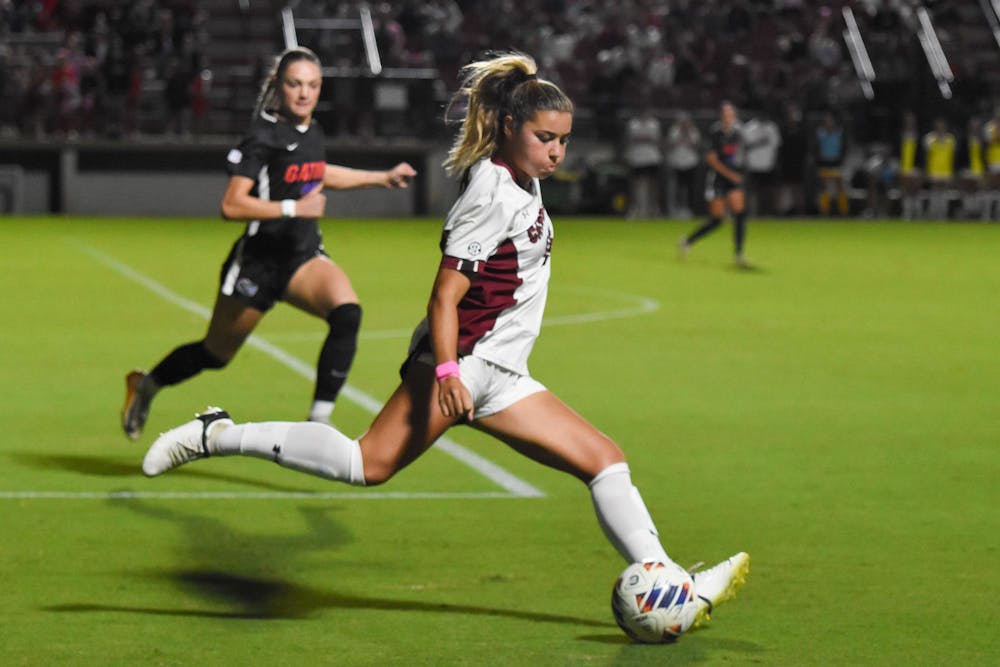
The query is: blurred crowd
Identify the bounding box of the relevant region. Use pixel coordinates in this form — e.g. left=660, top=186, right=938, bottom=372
left=616, top=102, right=1000, bottom=220
left=0, top=0, right=211, bottom=138
left=2, top=0, right=998, bottom=218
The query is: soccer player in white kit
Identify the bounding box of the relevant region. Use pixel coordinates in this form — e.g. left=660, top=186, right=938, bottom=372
left=141, top=52, right=749, bottom=640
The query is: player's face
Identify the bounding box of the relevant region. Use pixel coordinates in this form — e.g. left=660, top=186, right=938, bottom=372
left=721, top=104, right=737, bottom=128
left=279, top=60, right=322, bottom=123
left=501, top=110, right=573, bottom=185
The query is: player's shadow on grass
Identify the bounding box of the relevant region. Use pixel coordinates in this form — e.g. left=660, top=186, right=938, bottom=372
left=14, top=452, right=318, bottom=492
left=42, top=497, right=615, bottom=633
left=45, top=569, right=613, bottom=630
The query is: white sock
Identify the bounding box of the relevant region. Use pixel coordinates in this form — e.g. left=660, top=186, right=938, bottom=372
left=308, top=400, right=335, bottom=424
left=214, top=421, right=365, bottom=486
left=589, top=462, right=672, bottom=565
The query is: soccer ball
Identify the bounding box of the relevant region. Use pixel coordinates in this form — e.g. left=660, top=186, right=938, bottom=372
left=611, top=560, right=697, bottom=643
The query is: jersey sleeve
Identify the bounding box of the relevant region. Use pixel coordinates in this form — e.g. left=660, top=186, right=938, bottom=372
left=440, top=166, right=509, bottom=275
left=225, top=123, right=272, bottom=180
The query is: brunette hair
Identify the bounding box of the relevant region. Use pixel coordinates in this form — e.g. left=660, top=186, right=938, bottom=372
left=253, top=47, right=322, bottom=118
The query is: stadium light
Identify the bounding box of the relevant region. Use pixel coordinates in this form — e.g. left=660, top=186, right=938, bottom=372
left=842, top=7, right=876, bottom=100
left=915, top=6, right=954, bottom=99
left=281, top=6, right=382, bottom=75
left=979, top=0, right=1000, bottom=50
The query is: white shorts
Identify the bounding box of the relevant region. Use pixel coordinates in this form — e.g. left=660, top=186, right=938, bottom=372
left=415, top=354, right=546, bottom=419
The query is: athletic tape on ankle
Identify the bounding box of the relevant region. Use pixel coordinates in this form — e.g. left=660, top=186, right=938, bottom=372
left=435, top=360, right=461, bottom=381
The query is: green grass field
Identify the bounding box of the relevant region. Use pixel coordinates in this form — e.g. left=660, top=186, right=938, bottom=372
left=1, top=215, right=997, bottom=666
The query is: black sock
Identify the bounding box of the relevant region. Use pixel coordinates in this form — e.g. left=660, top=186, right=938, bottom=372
left=734, top=211, right=748, bottom=255
left=314, top=303, right=362, bottom=403
left=687, top=217, right=723, bottom=245
left=150, top=341, right=227, bottom=387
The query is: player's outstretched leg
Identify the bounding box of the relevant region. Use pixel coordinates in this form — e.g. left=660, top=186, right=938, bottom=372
left=142, top=407, right=233, bottom=476
left=690, top=551, right=751, bottom=628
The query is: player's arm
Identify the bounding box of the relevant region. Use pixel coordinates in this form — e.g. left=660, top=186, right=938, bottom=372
left=427, top=266, right=474, bottom=420
left=322, top=162, right=417, bottom=190
left=220, top=174, right=325, bottom=220
left=706, top=150, right=742, bottom=185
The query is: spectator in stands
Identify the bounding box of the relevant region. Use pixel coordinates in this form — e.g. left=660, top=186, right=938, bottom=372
left=922, top=117, right=956, bottom=219
left=99, top=34, right=137, bottom=137
left=743, top=110, right=782, bottom=216
left=665, top=112, right=702, bottom=218
left=860, top=142, right=897, bottom=219
left=985, top=106, right=1000, bottom=220
left=623, top=97, right=664, bottom=218
left=899, top=111, right=923, bottom=220
left=777, top=100, right=807, bottom=215
left=813, top=110, right=849, bottom=216
left=957, top=117, right=986, bottom=220
left=163, top=58, right=193, bottom=135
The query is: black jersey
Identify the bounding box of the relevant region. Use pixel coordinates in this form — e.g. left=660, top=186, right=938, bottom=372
left=707, top=121, right=746, bottom=176
left=225, top=111, right=327, bottom=255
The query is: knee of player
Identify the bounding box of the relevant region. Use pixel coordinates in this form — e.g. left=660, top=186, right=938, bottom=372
left=198, top=341, right=230, bottom=369
left=359, top=458, right=396, bottom=486
left=326, top=302, right=362, bottom=335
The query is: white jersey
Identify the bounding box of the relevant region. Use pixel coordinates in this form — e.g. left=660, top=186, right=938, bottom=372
left=410, top=158, right=553, bottom=375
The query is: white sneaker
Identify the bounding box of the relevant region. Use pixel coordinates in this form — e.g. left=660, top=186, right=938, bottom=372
left=677, top=236, right=690, bottom=259
left=690, top=551, right=750, bottom=628
left=142, top=407, right=232, bottom=477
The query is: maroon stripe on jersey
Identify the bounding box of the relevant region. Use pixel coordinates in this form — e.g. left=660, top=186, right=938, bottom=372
left=455, top=239, right=522, bottom=355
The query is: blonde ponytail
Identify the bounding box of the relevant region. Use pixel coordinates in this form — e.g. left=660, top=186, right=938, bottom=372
left=444, top=52, right=573, bottom=176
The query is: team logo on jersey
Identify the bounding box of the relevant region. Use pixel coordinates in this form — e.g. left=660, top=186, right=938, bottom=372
left=227, top=149, right=243, bottom=164
left=284, top=161, right=325, bottom=183
left=527, top=208, right=546, bottom=243
left=236, top=277, right=259, bottom=297
left=467, top=241, right=482, bottom=256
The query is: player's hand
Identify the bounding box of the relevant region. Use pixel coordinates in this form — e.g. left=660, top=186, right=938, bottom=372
left=437, top=375, right=473, bottom=421
left=296, top=187, right=327, bottom=218
left=386, top=162, right=417, bottom=189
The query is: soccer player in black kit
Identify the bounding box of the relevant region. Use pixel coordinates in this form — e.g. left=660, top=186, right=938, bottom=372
left=678, top=101, right=752, bottom=268
left=121, top=47, right=416, bottom=439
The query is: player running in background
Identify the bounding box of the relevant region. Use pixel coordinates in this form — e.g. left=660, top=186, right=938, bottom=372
left=121, top=47, right=416, bottom=439
left=140, top=52, right=749, bottom=636
left=678, top=101, right=752, bottom=269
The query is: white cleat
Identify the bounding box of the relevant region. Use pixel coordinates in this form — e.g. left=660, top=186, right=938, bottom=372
left=690, top=551, right=750, bottom=628
left=142, top=407, right=232, bottom=477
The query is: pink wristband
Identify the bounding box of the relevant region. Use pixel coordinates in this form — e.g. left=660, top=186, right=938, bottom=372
left=435, top=360, right=461, bottom=381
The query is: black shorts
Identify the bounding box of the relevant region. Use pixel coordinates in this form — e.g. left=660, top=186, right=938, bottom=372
left=218, top=235, right=327, bottom=312
left=704, top=171, right=744, bottom=201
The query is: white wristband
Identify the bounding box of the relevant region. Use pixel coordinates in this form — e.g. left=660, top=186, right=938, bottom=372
left=280, top=199, right=296, bottom=218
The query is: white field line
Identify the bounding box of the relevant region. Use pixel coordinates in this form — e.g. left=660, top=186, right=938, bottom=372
left=267, top=287, right=660, bottom=342
left=69, top=240, right=544, bottom=499
left=0, top=490, right=520, bottom=500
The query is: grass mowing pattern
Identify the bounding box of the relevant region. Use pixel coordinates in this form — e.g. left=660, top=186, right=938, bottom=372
left=1, top=216, right=998, bottom=665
